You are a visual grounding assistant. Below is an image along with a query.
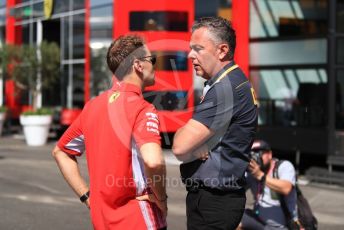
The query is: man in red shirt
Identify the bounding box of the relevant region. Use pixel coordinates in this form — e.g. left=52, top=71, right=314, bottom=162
left=52, top=35, right=167, bottom=230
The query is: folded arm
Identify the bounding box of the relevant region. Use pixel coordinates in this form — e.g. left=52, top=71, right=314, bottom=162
left=172, top=119, right=214, bottom=161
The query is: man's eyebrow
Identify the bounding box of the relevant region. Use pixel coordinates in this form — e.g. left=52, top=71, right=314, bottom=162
left=190, top=44, right=204, bottom=49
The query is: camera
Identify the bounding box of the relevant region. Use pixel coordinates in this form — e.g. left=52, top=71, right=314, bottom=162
left=249, top=150, right=263, bottom=168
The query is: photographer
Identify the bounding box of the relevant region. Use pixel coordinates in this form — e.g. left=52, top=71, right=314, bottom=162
left=238, top=140, right=298, bottom=230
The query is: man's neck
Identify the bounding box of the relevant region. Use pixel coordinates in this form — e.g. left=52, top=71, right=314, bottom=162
left=122, top=73, right=144, bottom=91
left=211, top=60, right=232, bottom=79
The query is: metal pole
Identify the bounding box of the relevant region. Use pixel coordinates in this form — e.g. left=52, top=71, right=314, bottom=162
left=67, top=3, right=73, bottom=109
left=327, top=0, right=336, bottom=157
left=61, top=17, right=65, bottom=107
left=0, top=68, right=3, bottom=106
left=36, top=20, right=43, bottom=109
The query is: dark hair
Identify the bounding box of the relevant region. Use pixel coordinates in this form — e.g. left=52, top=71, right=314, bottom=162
left=192, top=17, right=236, bottom=60
left=106, top=35, right=147, bottom=80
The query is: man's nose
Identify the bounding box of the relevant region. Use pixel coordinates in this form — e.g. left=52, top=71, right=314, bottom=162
left=188, top=50, right=195, bottom=59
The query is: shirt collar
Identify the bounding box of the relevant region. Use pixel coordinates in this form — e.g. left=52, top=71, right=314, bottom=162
left=110, top=77, right=142, bottom=96
left=204, top=61, right=236, bottom=87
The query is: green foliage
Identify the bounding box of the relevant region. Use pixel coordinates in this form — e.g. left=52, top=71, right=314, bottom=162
left=21, top=107, right=53, bottom=116
left=91, top=47, right=112, bottom=95
left=11, top=44, right=38, bottom=90
left=0, top=106, right=7, bottom=112
left=9, top=41, right=60, bottom=91
left=41, top=41, right=60, bottom=90
left=0, top=41, right=60, bottom=110
left=0, top=44, right=20, bottom=79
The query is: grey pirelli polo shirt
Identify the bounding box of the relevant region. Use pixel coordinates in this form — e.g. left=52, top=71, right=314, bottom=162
left=181, top=62, right=258, bottom=191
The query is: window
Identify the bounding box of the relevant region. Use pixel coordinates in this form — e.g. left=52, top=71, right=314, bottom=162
left=90, top=0, right=112, bottom=8
left=250, top=0, right=329, bottom=129
left=0, top=6, right=4, bottom=46
left=152, top=51, right=188, bottom=71
left=251, top=68, right=327, bottom=127
left=0, top=7, right=5, bottom=25
left=73, top=0, right=84, bottom=11
left=90, top=3, right=113, bottom=97
left=0, top=0, right=6, bottom=8
left=336, top=70, right=344, bottom=129
left=250, top=0, right=327, bottom=39
left=337, top=38, right=344, bottom=64
left=337, top=0, right=344, bottom=33
left=53, top=0, right=70, bottom=14
left=130, top=11, right=188, bottom=31
left=72, top=14, right=85, bottom=59
left=144, top=91, right=188, bottom=111
left=250, top=39, right=326, bottom=66
left=90, top=6, right=112, bottom=40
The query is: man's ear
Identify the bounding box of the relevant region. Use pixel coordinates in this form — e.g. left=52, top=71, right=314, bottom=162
left=218, top=44, right=230, bottom=60
left=133, top=59, right=144, bottom=73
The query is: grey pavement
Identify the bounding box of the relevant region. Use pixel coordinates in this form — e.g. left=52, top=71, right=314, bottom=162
left=0, top=136, right=343, bottom=230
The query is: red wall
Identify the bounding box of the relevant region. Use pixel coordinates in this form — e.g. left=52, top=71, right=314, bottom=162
left=232, top=0, right=249, bottom=77
left=5, top=0, right=23, bottom=118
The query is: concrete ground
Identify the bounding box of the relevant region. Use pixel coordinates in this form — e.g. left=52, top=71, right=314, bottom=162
left=0, top=136, right=343, bottom=230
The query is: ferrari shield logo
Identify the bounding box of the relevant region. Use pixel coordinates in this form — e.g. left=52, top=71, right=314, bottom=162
left=109, top=91, right=120, bottom=103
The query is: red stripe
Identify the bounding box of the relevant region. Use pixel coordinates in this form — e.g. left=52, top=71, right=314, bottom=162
left=232, top=0, right=250, bottom=77
left=6, top=0, right=23, bottom=118
left=6, top=0, right=22, bottom=45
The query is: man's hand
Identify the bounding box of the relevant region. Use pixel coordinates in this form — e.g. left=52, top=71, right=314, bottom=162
left=85, top=198, right=90, bottom=209
left=248, top=160, right=264, bottom=181
left=139, top=143, right=167, bottom=218
left=136, top=194, right=168, bottom=218
left=174, top=144, right=209, bottom=162
left=249, top=160, right=294, bottom=195
left=192, top=144, right=209, bottom=161
left=173, top=119, right=214, bottom=157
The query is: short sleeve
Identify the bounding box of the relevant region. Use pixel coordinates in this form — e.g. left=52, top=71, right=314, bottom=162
left=133, top=104, right=161, bottom=148
left=193, top=82, right=234, bottom=131
left=57, top=114, right=85, bottom=156
left=277, top=161, right=296, bottom=185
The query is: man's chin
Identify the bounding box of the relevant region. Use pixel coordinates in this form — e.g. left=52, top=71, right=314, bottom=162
left=195, top=70, right=205, bottom=77
left=196, top=72, right=211, bottom=80
left=144, top=79, right=155, bottom=87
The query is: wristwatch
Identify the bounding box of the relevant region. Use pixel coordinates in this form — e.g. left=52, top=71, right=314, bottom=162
left=80, top=191, right=90, bottom=203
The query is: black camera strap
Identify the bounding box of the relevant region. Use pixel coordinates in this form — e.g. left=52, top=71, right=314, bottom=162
left=255, top=158, right=277, bottom=216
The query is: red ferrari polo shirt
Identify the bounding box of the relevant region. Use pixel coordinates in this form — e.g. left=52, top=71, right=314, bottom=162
left=57, top=81, right=166, bottom=229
